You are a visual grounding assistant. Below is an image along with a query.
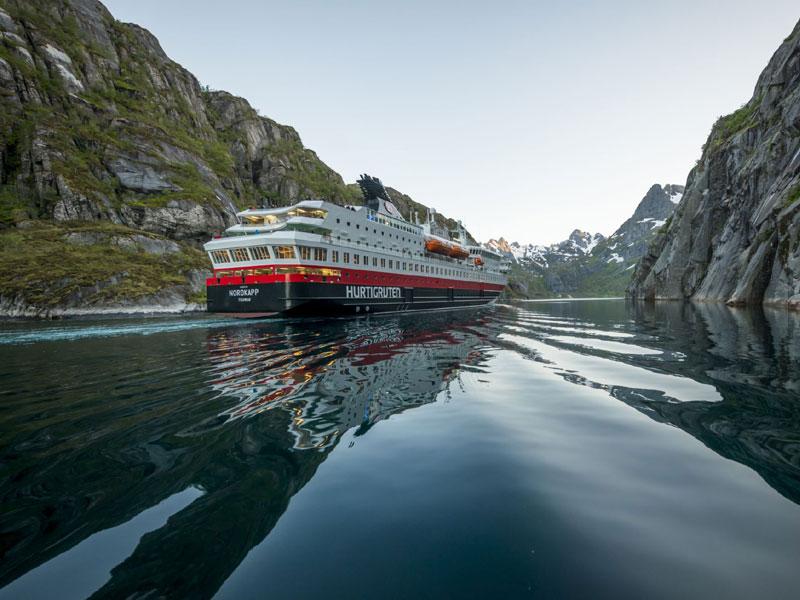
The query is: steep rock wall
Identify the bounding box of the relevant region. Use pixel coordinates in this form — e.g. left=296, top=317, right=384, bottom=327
left=629, top=20, right=800, bottom=309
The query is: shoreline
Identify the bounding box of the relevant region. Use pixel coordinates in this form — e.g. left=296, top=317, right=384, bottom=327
left=0, top=302, right=206, bottom=320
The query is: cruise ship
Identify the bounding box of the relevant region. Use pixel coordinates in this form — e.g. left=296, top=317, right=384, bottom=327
left=204, top=175, right=508, bottom=316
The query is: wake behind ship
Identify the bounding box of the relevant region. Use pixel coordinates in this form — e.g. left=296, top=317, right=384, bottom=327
left=203, top=175, right=508, bottom=317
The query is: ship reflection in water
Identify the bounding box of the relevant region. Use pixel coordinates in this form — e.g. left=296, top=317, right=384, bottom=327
left=204, top=317, right=491, bottom=450
left=0, top=301, right=799, bottom=598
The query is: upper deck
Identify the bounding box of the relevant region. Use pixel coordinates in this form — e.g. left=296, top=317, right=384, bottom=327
left=204, top=199, right=508, bottom=286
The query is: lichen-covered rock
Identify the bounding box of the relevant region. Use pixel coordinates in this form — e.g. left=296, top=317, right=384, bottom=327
left=629, top=20, right=800, bottom=309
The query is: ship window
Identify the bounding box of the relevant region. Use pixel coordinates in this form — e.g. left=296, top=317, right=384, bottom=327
left=389, top=260, right=393, bottom=269
left=336, top=218, right=340, bottom=223
left=380, top=258, right=386, bottom=268
left=314, top=247, right=327, bottom=261
left=373, top=257, right=378, bottom=267
left=232, top=248, right=249, bottom=262
left=211, top=249, right=231, bottom=264
left=272, top=246, right=296, bottom=260
left=276, top=266, right=341, bottom=277
left=344, top=252, right=350, bottom=264
left=414, top=264, right=419, bottom=272
left=250, top=245, right=271, bottom=260
left=356, top=224, right=360, bottom=229
left=363, top=255, right=368, bottom=265
left=354, top=254, right=360, bottom=265
left=347, top=222, right=351, bottom=227
left=299, top=246, right=312, bottom=260
left=332, top=250, right=339, bottom=262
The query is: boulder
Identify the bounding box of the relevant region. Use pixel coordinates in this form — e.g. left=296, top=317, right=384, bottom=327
left=109, top=158, right=177, bottom=193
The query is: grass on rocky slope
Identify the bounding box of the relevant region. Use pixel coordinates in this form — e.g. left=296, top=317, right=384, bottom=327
left=0, top=222, right=208, bottom=308
left=571, top=264, right=633, bottom=297
left=705, top=96, right=763, bottom=153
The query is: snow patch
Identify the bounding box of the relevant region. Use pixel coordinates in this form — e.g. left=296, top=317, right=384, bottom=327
left=650, top=219, right=666, bottom=228
left=584, top=235, right=602, bottom=254
left=670, top=191, right=684, bottom=204
left=606, top=253, right=623, bottom=264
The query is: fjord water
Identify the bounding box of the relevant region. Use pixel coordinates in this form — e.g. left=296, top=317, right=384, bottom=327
left=1, top=301, right=799, bottom=599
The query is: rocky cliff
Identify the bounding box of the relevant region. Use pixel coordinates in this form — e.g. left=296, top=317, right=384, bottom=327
left=629, top=20, right=800, bottom=309
left=0, top=0, right=460, bottom=317
left=494, top=184, right=680, bottom=297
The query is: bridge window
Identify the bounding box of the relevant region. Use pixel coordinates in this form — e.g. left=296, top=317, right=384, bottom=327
left=232, top=248, right=249, bottom=262
left=314, top=247, right=327, bottom=261
left=354, top=254, right=360, bottom=265
left=272, top=246, right=295, bottom=260
left=249, top=246, right=271, bottom=260
left=211, top=249, right=231, bottom=264
left=299, top=246, right=312, bottom=260
left=332, top=250, right=339, bottom=262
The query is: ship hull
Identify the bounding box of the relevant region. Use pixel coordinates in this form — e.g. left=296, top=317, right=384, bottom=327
left=207, top=281, right=502, bottom=317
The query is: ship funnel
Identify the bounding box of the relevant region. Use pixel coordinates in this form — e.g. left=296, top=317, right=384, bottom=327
left=357, top=174, right=390, bottom=212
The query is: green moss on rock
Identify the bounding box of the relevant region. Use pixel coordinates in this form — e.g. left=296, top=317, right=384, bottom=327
left=0, top=222, right=207, bottom=308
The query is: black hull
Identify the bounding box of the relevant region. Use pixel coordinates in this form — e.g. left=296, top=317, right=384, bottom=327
left=207, top=282, right=501, bottom=317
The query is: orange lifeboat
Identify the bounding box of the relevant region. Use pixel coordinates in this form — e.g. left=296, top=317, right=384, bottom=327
left=474, top=256, right=484, bottom=266
left=425, top=235, right=470, bottom=260
left=425, top=237, right=452, bottom=256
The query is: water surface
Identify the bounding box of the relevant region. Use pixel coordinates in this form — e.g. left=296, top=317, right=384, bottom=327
left=1, top=300, right=799, bottom=599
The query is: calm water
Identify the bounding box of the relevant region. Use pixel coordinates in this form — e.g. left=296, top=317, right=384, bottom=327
left=1, top=300, right=799, bottom=599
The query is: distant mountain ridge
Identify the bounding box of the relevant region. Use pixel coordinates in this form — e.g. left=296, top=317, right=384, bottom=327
left=496, top=183, right=682, bottom=297
left=488, top=229, right=605, bottom=270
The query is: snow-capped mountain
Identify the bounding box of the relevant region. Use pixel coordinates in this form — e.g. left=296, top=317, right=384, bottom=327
left=486, top=230, right=605, bottom=270
left=602, top=183, right=684, bottom=264
left=492, top=183, right=682, bottom=297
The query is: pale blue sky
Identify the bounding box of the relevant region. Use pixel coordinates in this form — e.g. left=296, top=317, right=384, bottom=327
left=104, top=0, right=799, bottom=244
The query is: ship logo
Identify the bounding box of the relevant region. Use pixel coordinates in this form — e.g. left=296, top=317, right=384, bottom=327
left=345, top=286, right=402, bottom=299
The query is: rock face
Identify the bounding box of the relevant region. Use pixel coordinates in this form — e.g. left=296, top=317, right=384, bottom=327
left=629, top=20, right=800, bottom=309
left=606, top=184, right=683, bottom=263
left=0, top=0, right=460, bottom=315
left=493, top=184, right=680, bottom=297
left=0, top=0, right=360, bottom=238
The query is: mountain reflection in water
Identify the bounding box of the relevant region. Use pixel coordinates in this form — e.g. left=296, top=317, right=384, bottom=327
left=0, top=300, right=799, bottom=599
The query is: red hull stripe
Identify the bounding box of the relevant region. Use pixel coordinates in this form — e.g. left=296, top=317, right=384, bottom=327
left=207, top=263, right=506, bottom=293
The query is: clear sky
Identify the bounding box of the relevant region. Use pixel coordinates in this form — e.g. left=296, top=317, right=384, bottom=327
left=103, top=0, right=799, bottom=244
